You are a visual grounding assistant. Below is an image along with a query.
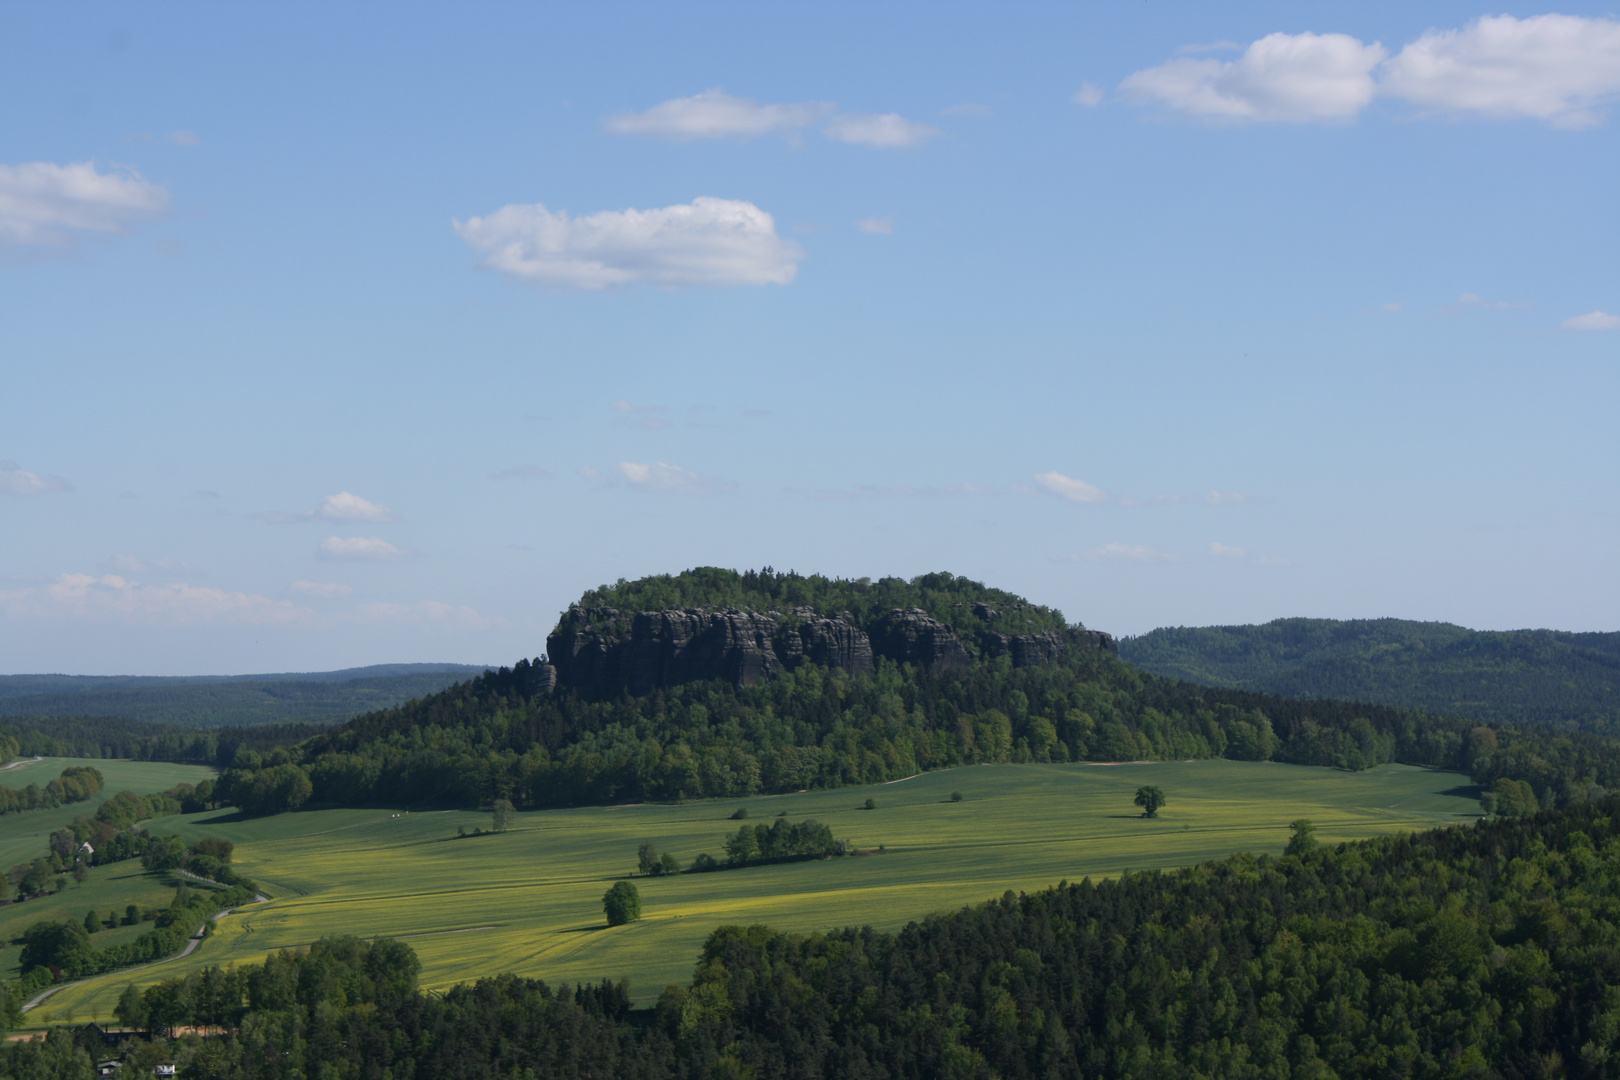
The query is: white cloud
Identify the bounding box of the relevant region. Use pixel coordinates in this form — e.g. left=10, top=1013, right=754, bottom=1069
left=453, top=197, right=803, bottom=290
left=1035, top=471, right=1108, bottom=504
left=1209, top=541, right=1248, bottom=558
left=1381, top=15, right=1620, bottom=128
left=823, top=112, right=939, bottom=147
left=317, top=536, right=409, bottom=561
left=0, top=161, right=170, bottom=247
left=259, top=491, right=399, bottom=524
left=857, top=216, right=894, bottom=235
left=1062, top=543, right=1181, bottom=563
left=615, top=461, right=735, bottom=495
left=0, top=460, right=70, bottom=495
left=488, top=465, right=553, bottom=481
left=1563, top=310, right=1620, bottom=331
left=0, top=573, right=306, bottom=626
left=317, top=491, right=398, bottom=522
left=1073, top=82, right=1105, bottom=107
left=292, top=580, right=353, bottom=597
left=605, top=88, right=834, bottom=140
left=1122, top=31, right=1385, bottom=123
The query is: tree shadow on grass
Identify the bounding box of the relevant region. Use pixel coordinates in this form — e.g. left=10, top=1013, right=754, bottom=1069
left=1439, top=785, right=1483, bottom=799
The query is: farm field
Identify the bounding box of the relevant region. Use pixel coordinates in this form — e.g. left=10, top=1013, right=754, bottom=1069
left=26, top=759, right=1481, bottom=1025
left=0, top=757, right=218, bottom=869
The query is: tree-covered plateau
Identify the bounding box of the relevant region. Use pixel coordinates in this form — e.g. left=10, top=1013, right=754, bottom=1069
left=1120, top=617, right=1620, bottom=735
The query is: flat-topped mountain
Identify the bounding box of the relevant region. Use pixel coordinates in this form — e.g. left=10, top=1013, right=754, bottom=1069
left=539, top=568, right=1113, bottom=697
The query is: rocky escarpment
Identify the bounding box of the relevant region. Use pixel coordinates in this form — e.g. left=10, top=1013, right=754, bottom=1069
left=546, top=606, right=875, bottom=698
left=541, top=603, right=1114, bottom=698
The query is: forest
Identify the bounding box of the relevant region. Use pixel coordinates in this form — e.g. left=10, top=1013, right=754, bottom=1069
left=1120, top=618, right=1620, bottom=734
left=0, top=666, right=485, bottom=729
left=210, top=638, right=1618, bottom=822
left=12, top=795, right=1620, bottom=1079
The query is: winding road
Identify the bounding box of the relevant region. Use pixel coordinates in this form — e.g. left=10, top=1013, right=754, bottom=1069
left=20, top=895, right=268, bottom=1015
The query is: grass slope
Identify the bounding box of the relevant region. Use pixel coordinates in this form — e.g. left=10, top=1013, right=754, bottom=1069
left=1119, top=618, right=1620, bottom=733
left=0, top=757, right=219, bottom=869
left=26, top=758, right=1478, bottom=1025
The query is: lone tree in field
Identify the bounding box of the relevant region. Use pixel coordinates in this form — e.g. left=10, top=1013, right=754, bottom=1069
left=491, top=799, right=515, bottom=833
left=1133, top=785, right=1166, bottom=818
left=603, top=880, right=641, bottom=926
left=1285, top=819, right=1318, bottom=857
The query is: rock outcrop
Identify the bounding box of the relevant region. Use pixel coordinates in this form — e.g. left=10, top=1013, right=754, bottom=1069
left=544, top=602, right=1111, bottom=697
left=870, top=608, right=971, bottom=673
left=547, top=606, right=874, bottom=697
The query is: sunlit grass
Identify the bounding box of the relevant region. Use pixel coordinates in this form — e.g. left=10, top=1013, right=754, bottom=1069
left=28, top=759, right=1478, bottom=1023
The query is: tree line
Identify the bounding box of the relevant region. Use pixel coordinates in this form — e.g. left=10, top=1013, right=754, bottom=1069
left=0, top=765, right=102, bottom=817
left=18, top=795, right=1620, bottom=1078
left=204, top=639, right=1620, bottom=822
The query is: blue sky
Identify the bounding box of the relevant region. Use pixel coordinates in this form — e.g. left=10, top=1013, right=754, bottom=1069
left=2, top=2, right=1616, bottom=675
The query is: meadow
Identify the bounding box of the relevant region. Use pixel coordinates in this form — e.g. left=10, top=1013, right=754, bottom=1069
left=0, top=757, right=218, bottom=870
left=20, top=758, right=1481, bottom=1025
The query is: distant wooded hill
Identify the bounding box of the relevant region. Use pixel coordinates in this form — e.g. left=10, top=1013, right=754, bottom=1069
left=1119, top=618, right=1620, bottom=733
left=0, top=664, right=488, bottom=727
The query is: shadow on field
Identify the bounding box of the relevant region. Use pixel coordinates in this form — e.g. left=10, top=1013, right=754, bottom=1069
left=1439, top=784, right=1483, bottom=799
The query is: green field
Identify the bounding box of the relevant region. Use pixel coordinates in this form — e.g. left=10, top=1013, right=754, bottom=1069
left=24, top=759, right=1479, bottom=1025
left=0, top=757, right=219, bottom=870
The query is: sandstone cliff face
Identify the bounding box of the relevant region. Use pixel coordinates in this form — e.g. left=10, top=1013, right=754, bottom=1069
left=871, top=608, right=971, bottom=672
left=546, top=606, right=875, bottom=697
left=544, top=603, right=1111, bottom=697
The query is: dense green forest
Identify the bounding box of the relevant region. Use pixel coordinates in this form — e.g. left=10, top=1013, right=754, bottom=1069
left=196, top=572, right=1614, bottom=821
left=0, top=716, right=324, bottom=768
left=0, top=665, right=487, bottom=728
left=14, top=796, right=1620, bottom=1079
left=1119, top=618, right=1620, bottom=734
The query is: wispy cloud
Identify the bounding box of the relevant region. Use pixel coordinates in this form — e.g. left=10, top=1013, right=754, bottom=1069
left=857, top=216, right=894, bottom=235
left=605, top=88, right=834, bottom=140
left=317, top=536, right=409, bottom=561
left=0, top=573, right=307, bottom=626
left=454, top=197, right=803, bottom=290
left=0, top=161, right=170, bottom=247
left=1035, top=471, right=1108, bottom=504
left=1439, top=292, right=1531, bottom=314
left=1563, top=310, right=1620, bottom=331
left=488, top=465, right=554, bottom=481
left=614, top=461, right=735, bottom=495
left=1209, top=541, right=1247, bottom=558
left=823, top=112, right=939, bottom=147
left=1059, top=543, right=1181, bottom=564
left=0, top=460, right=71, bottom=495
left=1072, top=82, right=1105, bottom=107
left=605, top=89, right=938, bottom=149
